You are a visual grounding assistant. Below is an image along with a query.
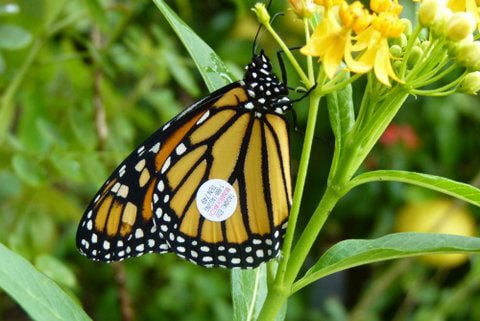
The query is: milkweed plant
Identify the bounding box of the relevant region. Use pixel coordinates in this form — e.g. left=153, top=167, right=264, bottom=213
left=2, top=1, right=480, bottom=321
left=247, top=0, right=480, bottom=320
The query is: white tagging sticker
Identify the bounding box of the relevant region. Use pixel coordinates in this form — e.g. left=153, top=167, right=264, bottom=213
left=196, top=179, right=237, bottom=222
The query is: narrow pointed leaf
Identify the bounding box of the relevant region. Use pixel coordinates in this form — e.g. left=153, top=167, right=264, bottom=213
left=0, top=243, right=92, bottom=321
left=152, top=0, right=234, bottom=91
left=348, top=170, right=480, bottom=207
left=326, top=76, right=355, bottom=141
left=232, top=266, right=268, bottom=321
left=294, top=233, right=480, bottom=292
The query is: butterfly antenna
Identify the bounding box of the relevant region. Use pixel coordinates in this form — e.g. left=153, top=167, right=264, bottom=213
left=252, top=24, right=263, bottom=56
left=252, top=0, right=284, bottom=55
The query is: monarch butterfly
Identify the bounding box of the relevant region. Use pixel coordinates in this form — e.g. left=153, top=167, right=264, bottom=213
left=76, top=50, right=292, bottom=269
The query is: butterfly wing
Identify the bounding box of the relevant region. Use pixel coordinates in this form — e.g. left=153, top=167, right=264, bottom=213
left=155, top=101, right=292, bottom=268
left=76, top=82, right=243, bottom=262
left=77, top=51, right=293, bottom=269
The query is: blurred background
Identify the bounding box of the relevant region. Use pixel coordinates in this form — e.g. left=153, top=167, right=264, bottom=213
left=1, top=0, right=480, bottom=320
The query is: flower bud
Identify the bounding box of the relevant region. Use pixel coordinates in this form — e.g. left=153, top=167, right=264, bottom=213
left=393, top=60, right=402, bottom=70
left=390, top=44, right=403, bottom=57
left=407, top=46, right=423, bottom=69
left=252, top=3, right=270, bottom=25
left=289, top=0, right=316, bottom=18
left=420, top=40, right=431, bottom=51
left=458, top=72, right=480, bottom=94
left=419, top=0, right=442, bottom=26
left=456, top=40, right=480, bottom=70
left=391, top=32, right=407, bottom=48
left=400, top=18, right=412, bottom=35
left=431, top=6, right=453, bottom=37
left=447, top=12, right=476, bottom=41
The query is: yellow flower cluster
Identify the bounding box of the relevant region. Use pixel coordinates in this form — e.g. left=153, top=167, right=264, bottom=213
left=298, top=0, right=405, bottom=86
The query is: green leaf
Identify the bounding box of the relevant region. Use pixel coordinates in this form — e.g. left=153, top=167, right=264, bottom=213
left=326, top=76, right=355, bottom=142
left=232, top=266, right=268, bottom=321
left=0, top=243, right=92, bottom=321
left=0, top=24, right=32, bottom=50
left=35, top=254, right=77, bottom=289
left=164, top=49, right=200, bottom=96
left=294, top=233, right=480, bottom=292
left=12, top=154, right=46, bottom=187
left=0, top=170, right=22, bottom=201
left=152, top=0, right=234, bottom=91
left=232, top=263, right=286, bottom=321
left=348, top=170, right=480, bottom=208
left=84, top=0, right=109, bottom=32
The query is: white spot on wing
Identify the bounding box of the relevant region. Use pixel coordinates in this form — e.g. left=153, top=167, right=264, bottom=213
left=150, top=142, right=160, bottom=153
left=111, top=182, right=121, bottom=193
left=117, top=185, right=129, bottom=198
left=135, top=228, right=144, bottom=239
left=157, top=180, right=165, bottom=192
left=197, top=110, right=210, bottom=125
left=176, top=143, right=187, bottom=155
left=119, top=165, right=126, bottom=177
left=161, top=157, right=171, bottom=174
left=135, top=159, right=146, bottom=172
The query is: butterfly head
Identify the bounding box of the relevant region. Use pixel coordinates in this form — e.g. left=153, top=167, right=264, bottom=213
left=243, top=50, right=291, bottom=116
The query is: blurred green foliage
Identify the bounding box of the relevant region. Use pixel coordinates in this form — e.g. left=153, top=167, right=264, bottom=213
left=0, top=0, right=480, bottom=320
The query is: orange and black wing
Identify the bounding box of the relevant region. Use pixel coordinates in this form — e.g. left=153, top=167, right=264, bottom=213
left=77, top=51, right=293, bottom=268
left=155, top=102, right=292, bottom=268
left=76, top=82, right=244, bottom=262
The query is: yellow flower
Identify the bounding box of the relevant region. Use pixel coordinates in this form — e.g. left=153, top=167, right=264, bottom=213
left=300, top=0, right=404, bottom=85
left=301, top=1, right=373, bottom=78
left=346, top=11, right=405, bottom=86
left=314, top=0, right=343, bottom=7
left=370, top=0, right=402, bottom=14
left=340, top=1, right=372, bottom=33
left=300, top=11, right=351, bottom=78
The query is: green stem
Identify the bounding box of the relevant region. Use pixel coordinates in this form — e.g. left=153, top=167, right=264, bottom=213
left=263, top=23, right=311, bottom=87
left=399, top=24, right=423, bottom=78
left=321, top=73, right=362, bottom=95
left=408, top=88, right=457, bottom=96
left=406, top=38, right=446, bottom=82
left=256, top=286, right=289, bottom=321
left=339, top=87, right=409, bottom=182
left=278, top=93, right=322, bottom=282
left=283, top=185, right=344, bottom=286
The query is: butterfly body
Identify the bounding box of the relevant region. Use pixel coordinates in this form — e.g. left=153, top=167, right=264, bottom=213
left=77, top=52, right=292, bottom=268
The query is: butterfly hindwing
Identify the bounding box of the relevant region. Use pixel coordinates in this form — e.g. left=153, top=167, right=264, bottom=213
left=152, top=97, right=291, bottom=268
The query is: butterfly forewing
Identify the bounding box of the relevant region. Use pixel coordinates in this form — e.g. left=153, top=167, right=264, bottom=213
left=77, top=52, right=293, bottom=268
left=76, top=83, right=242, bottom=262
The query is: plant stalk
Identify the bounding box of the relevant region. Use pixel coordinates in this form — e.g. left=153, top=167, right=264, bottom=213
left=256, top=286, right=289, bottom=321
left=278, top=93, right=321, bottom=282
